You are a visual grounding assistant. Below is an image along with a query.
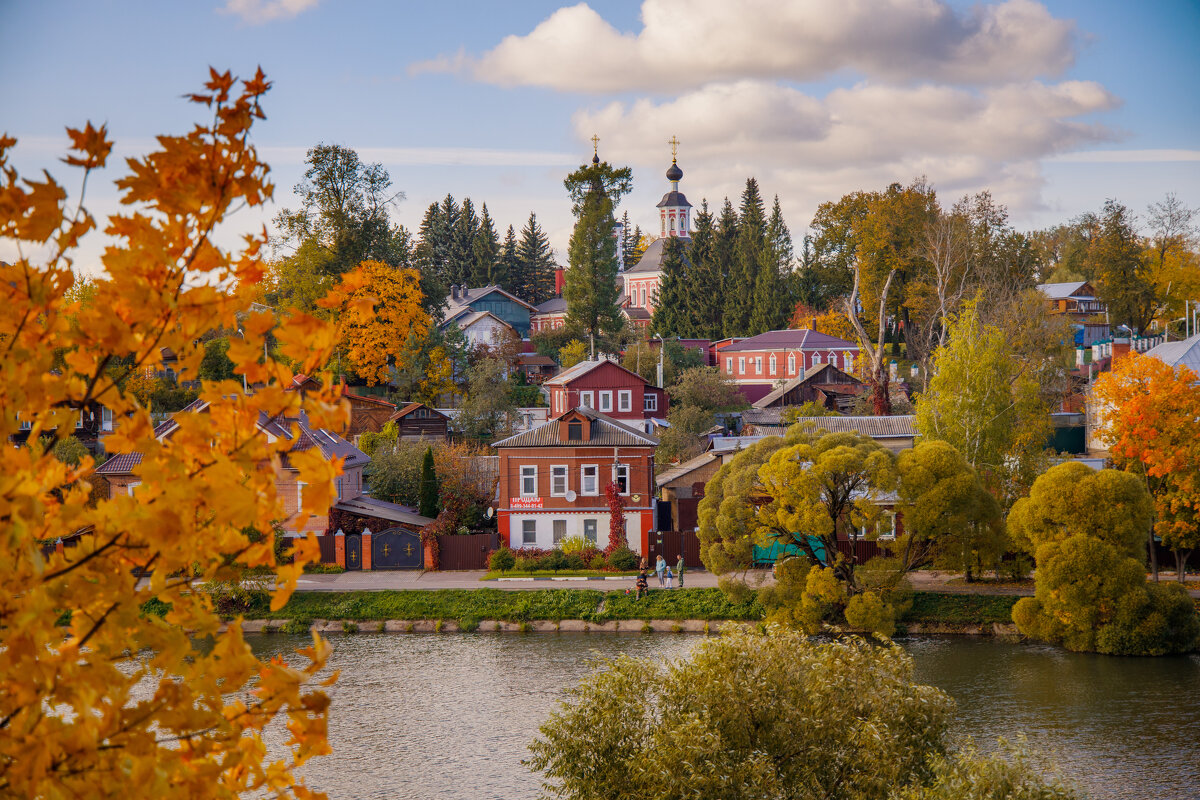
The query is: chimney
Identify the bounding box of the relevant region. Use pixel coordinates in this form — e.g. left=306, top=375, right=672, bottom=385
left=460, top=285, right=469, bottom=299
left=811, top=317, right=817, bottom=331
left=451, top=285, right=459, bottom=300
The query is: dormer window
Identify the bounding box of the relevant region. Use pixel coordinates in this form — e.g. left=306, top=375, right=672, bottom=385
left=567, top=421, right=583, bottom=441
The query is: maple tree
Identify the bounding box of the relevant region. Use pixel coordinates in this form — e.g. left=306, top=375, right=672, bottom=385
left=337, top=258, right=428, bottom=385
left=1092, top=352, right=1200, bottom=581
left=0, top=70, right=351, bottom=797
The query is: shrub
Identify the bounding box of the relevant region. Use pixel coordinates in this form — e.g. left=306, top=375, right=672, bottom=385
left=544, top=549, right=569, bottom=572
left=280, top=618, right=311, bottom=635
left=514, top=556, right=538, bottom=572
left=588, top=553, right=608, bottom=571
left=606, top=547, right=638, bottom=571
left=564, top=552, right=586, bottom=570
left=304, top=562, right=345, bottom=574
left=489, top=548, right=516, bottom=573
left=560, top=535, right=589, bottom=555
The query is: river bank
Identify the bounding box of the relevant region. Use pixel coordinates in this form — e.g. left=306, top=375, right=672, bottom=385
left=216, top=588, right=1026, bottom=636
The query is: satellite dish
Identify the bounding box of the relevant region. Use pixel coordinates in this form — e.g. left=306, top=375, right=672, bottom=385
left=485, top=506, right=495, bottom=519
left=565, top=490, right=578, bottom=502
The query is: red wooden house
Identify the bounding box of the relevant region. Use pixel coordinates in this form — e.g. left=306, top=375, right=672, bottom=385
left=543, top=358, right=668, bottom=428
left=492, top=406, right=658, bottom=554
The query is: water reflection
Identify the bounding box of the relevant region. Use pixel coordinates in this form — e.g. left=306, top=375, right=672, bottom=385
left=248, top=633, right=1200, bottom=800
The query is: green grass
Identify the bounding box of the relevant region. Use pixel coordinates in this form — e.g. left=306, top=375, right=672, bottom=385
left=238, top=589, right=605, bottom=624
left=903, top=592, right=1019, bottom=625
left=481, top=570, right=639, bottom=580
left=599, top=588, right=764, bottom=622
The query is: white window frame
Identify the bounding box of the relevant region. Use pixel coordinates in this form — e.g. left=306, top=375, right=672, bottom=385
left=830, top=353, right=839, bottom=369
left=297, top=481, right=305, bottom=509
left=75, top=411, right=84, bottom=429
left=128, top=481, right=141, bottom=497
left=755, top=357, right=763, bottom=374
left=739, top=357, right=746, bottom=374
left=581, top=464, right=599, bottom=496
left=336, top=477, right=343, bottom=500
left=19, top=415, right=32, bottom=431
left=788, top=353, right=796, bottom=375
left=726, top=357, right=733, bottom=374
left=614, top=464, right=630, bottom=496
left=520, top=465, right=538, bottom=497
left=644, top=393, right=657, bottom=412
left=769, top=354, right=777, bottom=375
left=618, top=390, right=632, bottom=413
left=552, top=519, right=567, bottom=545
left=522, top=519, right=537, bottom=546
left=583, top=518, right=598, bottom=543
left=579, top=390, right=594, bottom=409
left=550, top=465, right=568, bottom=497
left=599, top=391, right=613, bottom=413
left=101, top=406, right=113, bottom=431
left=813, top=353, right=822, bottom=366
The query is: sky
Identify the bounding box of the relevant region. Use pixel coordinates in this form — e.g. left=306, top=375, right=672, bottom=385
left=2, top=0, right=1198, bottom=273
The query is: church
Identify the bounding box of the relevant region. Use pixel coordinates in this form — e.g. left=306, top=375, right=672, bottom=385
left=618, top=140, right=693, bottom=322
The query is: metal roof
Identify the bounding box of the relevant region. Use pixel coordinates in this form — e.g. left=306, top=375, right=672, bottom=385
left=655, top=190, right=693, bottom=209
left=444, top=285, right=537, bottom=315
left=655, top=451, right=717, bottom=486
left=721, top=329, right=858, bottom=353
left=623, top=236, right=692, bottom=275
left=751, top=363, right=863, bottom=408
left=533, top=297, right=567, bottom=314
left=1036, top=281, right=1092, bottom=300
left=333, top=497, right=433, bottom=528
left=491, top=406, right=658, bottom=448
left=1146, top=333, right=1200, bottom=373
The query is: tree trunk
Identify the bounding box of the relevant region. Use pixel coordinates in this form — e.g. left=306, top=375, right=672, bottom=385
left=846, top=265, right=896, bottom=417
left=1176, top=549, right=1191, bottom=585
left=1148, top=526, right=1159, bottom=581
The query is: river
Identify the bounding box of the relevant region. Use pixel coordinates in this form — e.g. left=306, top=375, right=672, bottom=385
left=248, top=632, right=1200, bottom=799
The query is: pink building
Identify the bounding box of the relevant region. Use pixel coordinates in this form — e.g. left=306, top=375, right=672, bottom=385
left=719, top=329, right=861, bottom=403
left=618, top=153, right=692, bottom=316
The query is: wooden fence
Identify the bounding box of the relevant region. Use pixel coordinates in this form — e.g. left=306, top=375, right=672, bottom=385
left=645, top=530, right=704, bottom=569
left=438, top=532, right=499, bottom=570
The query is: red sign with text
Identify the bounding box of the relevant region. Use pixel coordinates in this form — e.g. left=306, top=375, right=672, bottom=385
left=509, top=497, right=544, bottom=510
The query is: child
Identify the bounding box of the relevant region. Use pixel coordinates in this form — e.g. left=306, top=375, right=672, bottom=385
left=635, top=570, right=649, bottom=600
left=676, top=555, right=686, bottom=588
left=665, top=566, right=674, bottom=590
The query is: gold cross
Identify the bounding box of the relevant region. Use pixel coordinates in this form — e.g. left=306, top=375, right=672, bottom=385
left=405, top=543, right=414, bottom=556
left=591, top=134, right=600, bottom=155
left=383, top=544, right=390, bottom=557
left=669, top=135, right=679, bottom=159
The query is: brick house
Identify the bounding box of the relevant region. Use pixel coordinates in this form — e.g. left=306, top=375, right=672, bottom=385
left=530, top=297, right=567, bottom=332
left=719, top=329, right=860, bottom=404
left=492, top=406, right=658, bottom=553
left=543, top=358, right=668, bottom=429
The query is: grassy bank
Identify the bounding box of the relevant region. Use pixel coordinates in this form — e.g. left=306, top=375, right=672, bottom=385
left=224, top=588, right=1012, bottom=629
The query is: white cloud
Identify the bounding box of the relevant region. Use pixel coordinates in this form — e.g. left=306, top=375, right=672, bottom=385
left=259, top=145, right=578, bottom=168
left=573, top=79, right=1118, bottom=232
left=1047, top=149, right=1200, bottom=163
left=219, top=0, right=320, bottom=25
left=413, top=0, right=1076, bottom=92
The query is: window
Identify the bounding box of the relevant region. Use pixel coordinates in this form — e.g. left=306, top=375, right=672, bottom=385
left=522, top=519, right=537, bottom=545
left=769, top=354, right=777, bottom=375
left=813, top=353, right=822, bottom=366
left=553, top=519, right=567, bottom=544
left=830, top=353, right=839, bottom=369
left=739, top=357, right=746, bottom=374
left=788, top=353, right=796, bottom=375
left=520, top=465, right=537, bottom=497
left=336, top=477, right=343, bottom=500
left=567, top=421, right=583, bottom=441
left=599, top=391, right=613, bottom=413
left=551, top=465, right=568, bottom=496
left=297, top=481, right=305, bottom=509
left=618, top=390, right=632, bottom=412
left=75, top=411, right=84, bottom=428
left=579, top=390, right=594, bottom=409
left=101, top=406, right=113, bottom=431
left=755, top=357, right=763, bottom=374
left=128, top=481, right=141, bottom=497
left=583, top=518, right=598, bottom=543
left=644, top=393, right=657, bottom=412
left=614, top=464, right=630, bottom=495
left=18, top=415, right=31, bottom=431
left=581, top=465, right=599, bottom=496
left=726, top=357, right=733, bottom=374
left=641, top=287, right=646, bottom=307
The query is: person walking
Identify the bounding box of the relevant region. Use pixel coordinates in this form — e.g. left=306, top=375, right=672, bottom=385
left=676, top=554, right=686, bottom=589
left=665, top=565, right=674, bottom=589
left=655, top=555, right=666, bottom=588
left=636, top=570, right=649, bottom=600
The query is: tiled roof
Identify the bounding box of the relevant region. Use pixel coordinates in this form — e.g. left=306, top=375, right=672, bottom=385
left=95, top=452, right=143, bottom=475
left=492, top=406, right=658, bottom=448
left=722, top=329, right=858, bottom=353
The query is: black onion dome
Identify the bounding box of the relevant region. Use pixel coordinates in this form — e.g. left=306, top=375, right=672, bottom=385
left=592, top=152, right=600, bottom=164
left=666, top=159, right=683, bottom=182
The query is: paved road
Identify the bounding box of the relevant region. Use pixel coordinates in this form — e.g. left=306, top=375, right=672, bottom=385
left=293, top=568, right=1200, bottom=598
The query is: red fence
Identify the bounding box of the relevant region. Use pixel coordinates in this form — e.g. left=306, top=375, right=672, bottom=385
left=833, top=538, right=886, bottom=563
left=646, top=530, right=704, bottom=569
left=438, top=532, right=499, bottom=570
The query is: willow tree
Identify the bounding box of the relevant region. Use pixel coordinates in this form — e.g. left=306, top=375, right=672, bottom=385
left=1, top=70, right=337, bottom=798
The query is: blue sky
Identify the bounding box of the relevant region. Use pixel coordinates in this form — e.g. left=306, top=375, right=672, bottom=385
left=2, top=0, right=1197, bottom=273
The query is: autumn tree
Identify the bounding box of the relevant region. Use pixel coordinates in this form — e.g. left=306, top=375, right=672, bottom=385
left=0, top=70, right=338, bottom=798
left=655, top=365, right=747, bottom=464
left=337, top=259, right=428, bottom=385
left=1093, top=352, right=1200, bottom=581
left=895, top=440, right=1003, bottom=579
left=1145, top=193, right=1199, bottom=332
left=1009, top=463, right=1198, bottom=655
left=915, top=299, right=1052, bottom=504
left=558, top=339, right=588, bottom=368
left=1084, top=199, right=1159, bottom=334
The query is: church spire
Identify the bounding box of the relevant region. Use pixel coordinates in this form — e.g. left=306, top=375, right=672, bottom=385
left=657, top=136, right=691, bottom=238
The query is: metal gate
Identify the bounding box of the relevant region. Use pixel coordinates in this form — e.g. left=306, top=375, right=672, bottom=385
left=437, top=532, right=498, bottom=570
left=345, top=534, right=363, bottom=571
left=646, top=530, right=704, bottom=569
left=373, top=528, right=423, bottom=569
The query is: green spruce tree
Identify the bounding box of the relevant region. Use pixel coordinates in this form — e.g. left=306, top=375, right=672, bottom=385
left=750, top=195, right=795, bottom=333
left=517, top=213, right=558, bottom=305
left=471, top=203, right=500, bottom=286
left=728, top=178, right=767, bottom=335
left=684, top=200, right=722, bottom=339
left=418, top=446, right=440, bottom=518
left=651, top=237, right=691, bottom=337
left=496, top=224, right=520, bottom=297
left=563, top=155, right=633, bottom=346
left=714, top=199, right=741, bottom=337
left=450, top=197, right=478, bottom=286
left=413, top=199, right=454, bottom=317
